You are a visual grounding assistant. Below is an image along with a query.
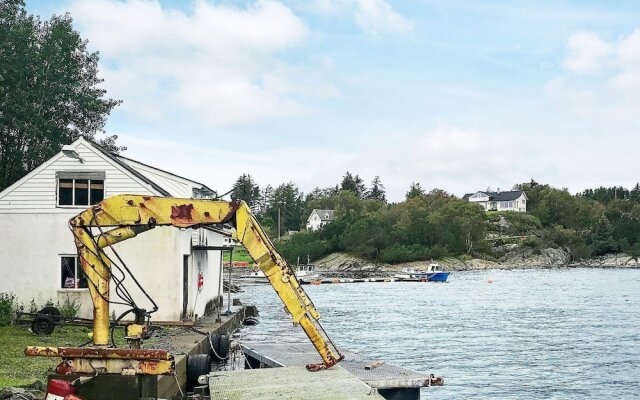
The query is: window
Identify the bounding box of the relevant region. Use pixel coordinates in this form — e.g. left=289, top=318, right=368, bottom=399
left=56, top=171, right=105, bottom=206
left=61, top=256, right=88, bottom=289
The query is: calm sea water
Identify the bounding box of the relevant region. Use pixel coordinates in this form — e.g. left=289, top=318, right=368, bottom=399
left=235, top=268, right=640, bottom=399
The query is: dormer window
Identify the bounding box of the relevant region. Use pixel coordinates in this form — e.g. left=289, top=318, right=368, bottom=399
left=56, top=171, right=105, bottom=206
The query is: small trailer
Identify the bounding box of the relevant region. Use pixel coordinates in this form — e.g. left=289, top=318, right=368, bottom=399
left=15, top=307, right=123, bottom=335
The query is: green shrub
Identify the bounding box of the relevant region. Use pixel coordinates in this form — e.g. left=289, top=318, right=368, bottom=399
left=0, top=292, right=16, bottom=326
left=57, top=297, right=81, bottom=318
left=522, top=236, right=540, bottom=248
left=29, top=298, right=38, bottom=313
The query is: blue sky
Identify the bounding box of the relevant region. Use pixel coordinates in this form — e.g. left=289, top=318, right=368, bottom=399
left=26, top=0, right=640, bottom=200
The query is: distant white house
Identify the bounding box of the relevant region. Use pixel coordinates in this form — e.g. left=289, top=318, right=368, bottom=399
left=462, top=190, right=528, bottom=212
left=0, top=137, right=228, bottom=321
left=306, top=209, right=335, bottom=231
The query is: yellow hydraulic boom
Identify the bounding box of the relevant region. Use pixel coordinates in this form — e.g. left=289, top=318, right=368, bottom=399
left=25, top=194, right=343, bottom=374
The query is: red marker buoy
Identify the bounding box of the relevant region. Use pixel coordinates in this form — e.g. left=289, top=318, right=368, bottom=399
left=487, top=278, right=494, bottom=283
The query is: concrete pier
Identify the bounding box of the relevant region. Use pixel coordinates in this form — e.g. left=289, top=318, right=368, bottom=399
left=208, top=366, right=385, bottom=399
left=156, top=306, right=249, bottom=398
left=237, top=342, right=437, bottom=400
left=47, top=306, right=249, bottom=400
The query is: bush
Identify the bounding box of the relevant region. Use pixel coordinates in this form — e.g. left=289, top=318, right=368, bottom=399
left=0, top=292, right=16, bottom=326
left=57, top=297, right=81, bottom=318
left=522, top=236, right=540, bottom=248
left=29, top=298, right=38, bottom=313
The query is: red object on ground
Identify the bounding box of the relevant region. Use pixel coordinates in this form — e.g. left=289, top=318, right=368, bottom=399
left=46, top=379, right=76, bottom=400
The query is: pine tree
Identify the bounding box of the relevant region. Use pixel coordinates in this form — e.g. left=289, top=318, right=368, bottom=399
left=231, top=174, right=261, bottom=209
left=366, top=176, right=386, bottom=202
left=406, top=182, right=425, bottom=199
left=340, top=172, right=366, bottom=198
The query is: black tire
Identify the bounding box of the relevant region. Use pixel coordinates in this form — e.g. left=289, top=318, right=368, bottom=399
left=243, top=316, right=259, bottom=326
left=37, top=307, right=62, bottom=323
left=209, top=334, right=221, bottom=359
left=217, top=334, right=230, bottom=359
left=31, top=315, right=55, bottom=335
left=187, top=353, right=211, bottom=387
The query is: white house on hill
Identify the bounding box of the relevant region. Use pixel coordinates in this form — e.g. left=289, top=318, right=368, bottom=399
left=0, top=137, right=227, bottom=321
left=306, top=209, right=335, bottom=231
left=462, top=190, right=528, bottom=212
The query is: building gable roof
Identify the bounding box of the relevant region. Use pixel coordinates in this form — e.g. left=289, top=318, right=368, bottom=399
left=463, top=190, right=526, bottom=202
left=87, top=139, right=172, bottom=196
left=115, top=154, right=216, bottom=196
left=462, top=191, right=489, bottom=200
left=310, top=209, right=335, bottom=221
left=0, top=137, right=217, bottom=201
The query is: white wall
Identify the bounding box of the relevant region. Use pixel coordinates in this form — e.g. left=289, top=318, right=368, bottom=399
left=0, top=139, right=224, bottom=322
left=307, top=211, right=322, bottom=231
left=0, top=213, right=190, bottom=320
left=0, top=142, right=156, bottom=212
left=189, top=229, right=225, bottom=320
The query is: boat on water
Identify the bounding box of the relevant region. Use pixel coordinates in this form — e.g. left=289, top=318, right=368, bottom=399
left=239, top=257, right=320, bottom=284
left=394, top=263, right=449, bottom=282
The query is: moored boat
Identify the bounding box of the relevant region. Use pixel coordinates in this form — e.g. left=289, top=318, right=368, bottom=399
left=415, top=263, right=449, bottom=282
left=395, top=263, right=449, bottom=282
left=239, top=260, right=319, bottom=284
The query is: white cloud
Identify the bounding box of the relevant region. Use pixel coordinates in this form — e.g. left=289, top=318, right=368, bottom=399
left=313, top=0, right=412, bottom=35
left=352, top=0, right=413, bottom=35
left=66, top=0, right=338, bottom=125
left=617, top=28, right=640, bottom=67
left=552, top=28, right=640, bottom=119
left=563, top=31, right=611, bottom=74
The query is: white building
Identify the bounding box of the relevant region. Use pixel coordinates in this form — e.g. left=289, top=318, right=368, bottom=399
left=462, top=190, right=528, bottom=212
left=306, top=209, right=335, bottom=231
left=0, top=137, right=228, bottom=321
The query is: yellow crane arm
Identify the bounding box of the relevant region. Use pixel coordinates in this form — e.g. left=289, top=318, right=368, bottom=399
left=69, top=194, right=343, bottom=368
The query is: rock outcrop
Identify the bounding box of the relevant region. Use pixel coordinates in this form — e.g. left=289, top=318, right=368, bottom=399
left=314, top=248, right=638, bottom=274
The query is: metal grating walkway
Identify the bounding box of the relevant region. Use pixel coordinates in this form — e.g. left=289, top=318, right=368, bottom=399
left=208, top=366, right=385, bottom=400
left=240, top=342, right=432, bottom=389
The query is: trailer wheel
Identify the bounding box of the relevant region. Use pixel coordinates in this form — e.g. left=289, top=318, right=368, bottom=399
left=38, top=306, right=62, bottom=322
left=31, top=315, right=55, bottom=335
left=187, top=353, right=211, bottom=387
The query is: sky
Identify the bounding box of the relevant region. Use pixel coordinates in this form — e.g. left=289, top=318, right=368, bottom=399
left=26, top=0, right=640, bottom=201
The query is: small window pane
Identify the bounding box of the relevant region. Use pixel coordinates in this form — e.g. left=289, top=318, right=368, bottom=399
left=61, top=257, right=76, bottom=288
left=90, top=180, right=104, bottom=204
left=76, top=258, right=88, bottom=289
left=59, top=179, right=73, bottom=205
left=74, top=179, right=89, bottom=205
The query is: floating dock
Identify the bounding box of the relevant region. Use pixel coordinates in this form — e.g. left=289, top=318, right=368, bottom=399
left=208, top=366, right=385, bottom=399
left=233, top=342, right=440, bottom=400
left=299, top=277, right=396, bottom=285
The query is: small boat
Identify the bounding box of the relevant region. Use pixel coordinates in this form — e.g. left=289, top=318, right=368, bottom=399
left=239, top=257, right=319, bottom=284
left=394, top=268, right=418, bottom=281
left=394, top=264, right=449, bottom=282
left=415, top=263, right=449, bottom=282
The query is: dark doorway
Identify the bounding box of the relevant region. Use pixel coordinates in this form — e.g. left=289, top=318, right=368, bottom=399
left=183, top=255, right=189, bottom=319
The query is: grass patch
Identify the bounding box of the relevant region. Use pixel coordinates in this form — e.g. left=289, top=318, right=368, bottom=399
left=222, top=246, right=253, bottom=265
left=0, top=325, right=126, bottom=388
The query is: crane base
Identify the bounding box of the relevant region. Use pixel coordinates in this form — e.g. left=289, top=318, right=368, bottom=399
left=24, top=346, right=175, bottom=376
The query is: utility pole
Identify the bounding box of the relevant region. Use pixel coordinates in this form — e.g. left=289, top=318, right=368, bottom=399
left=278, top=207, right=281, bottom=240
left=224, top=247, right=233, bottom=316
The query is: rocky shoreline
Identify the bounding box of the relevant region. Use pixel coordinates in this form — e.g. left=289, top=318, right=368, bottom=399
left=315, top=250, right=640, bottom=274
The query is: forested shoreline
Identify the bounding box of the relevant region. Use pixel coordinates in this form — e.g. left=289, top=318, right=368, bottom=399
left=229, top=173, right=640, bottom=265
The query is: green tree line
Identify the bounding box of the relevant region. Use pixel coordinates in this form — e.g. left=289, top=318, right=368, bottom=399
left=231, top=172, right=640, bottom=264
left=0, top=0, right=122, bottom=192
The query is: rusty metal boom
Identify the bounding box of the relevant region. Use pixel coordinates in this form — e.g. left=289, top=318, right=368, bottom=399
left=26, top=195, right=343, bottom=375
